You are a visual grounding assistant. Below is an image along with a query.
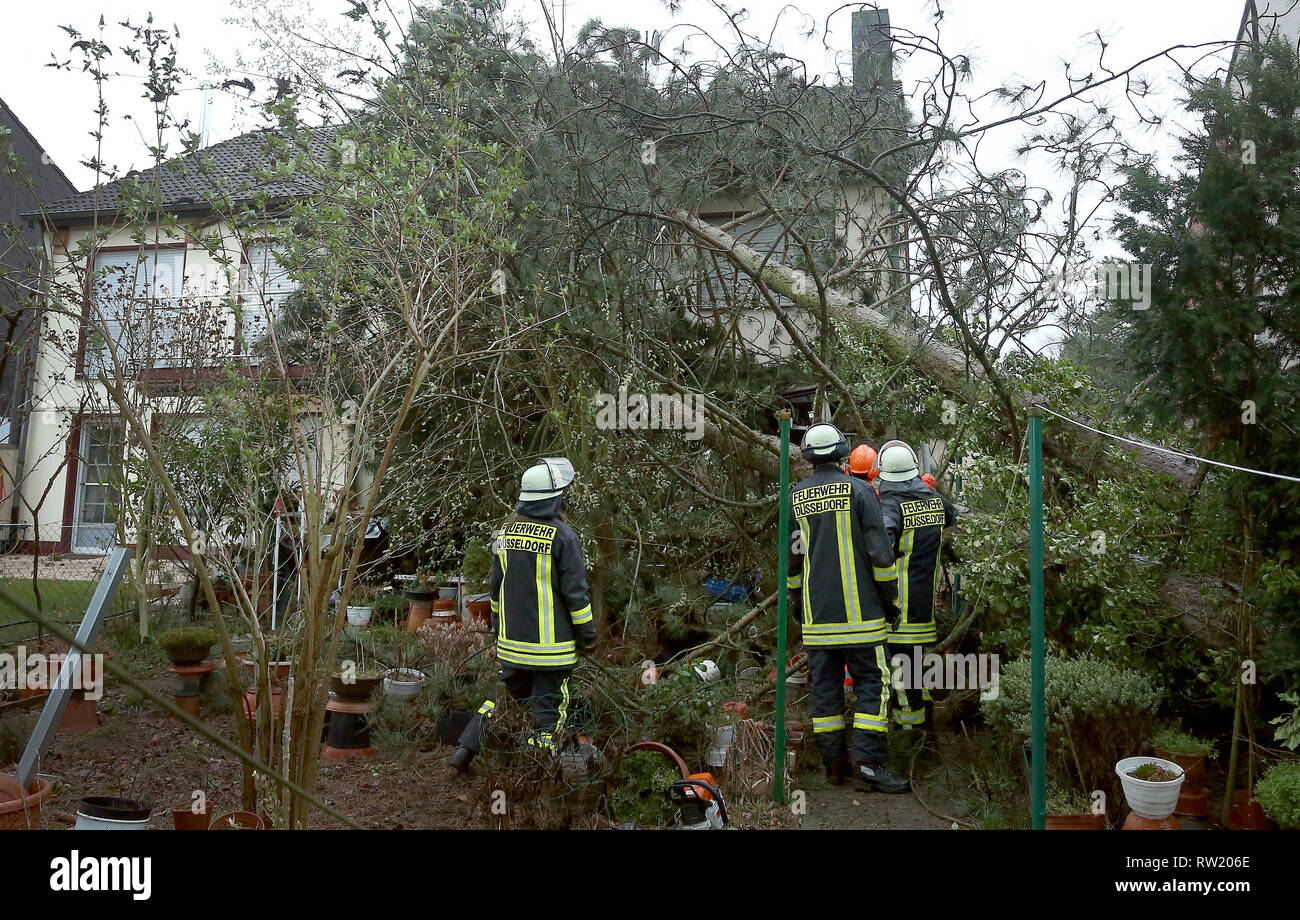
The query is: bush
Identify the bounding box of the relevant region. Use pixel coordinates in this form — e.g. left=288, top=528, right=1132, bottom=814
left=1152, top=726, right=1213, bottom=758
left=157, top=626, right=219, bottom=662
left=1255, top=762, right=1300, bottom=829
left=984, top=653, right=1160, bottom=797
left=608, top=751, right=680, bottom=828
left=1045, top=784, right=1093, bottom=816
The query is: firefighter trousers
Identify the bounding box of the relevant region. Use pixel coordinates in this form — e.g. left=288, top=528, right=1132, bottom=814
left=457, top=666, right=574, bottom=753
left=807, top=644, right=890, bottom=766
left=889, top=642, right=933, bottom=727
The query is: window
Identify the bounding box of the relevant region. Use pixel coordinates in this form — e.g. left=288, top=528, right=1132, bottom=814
left=88, top=248, right=185, bottom=373
left=698, top=215, right=795, bottom=311
left=240, top=244, right=298, bottom=353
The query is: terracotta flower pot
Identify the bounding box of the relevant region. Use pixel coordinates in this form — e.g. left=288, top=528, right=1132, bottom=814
left=465, top=599, right=492, bottom=626
left=1156, top=749, right=1209, bottom=817
left=429, top=597, right=459, bottom=626
left=406, top=593, right=436, bottom=632
left=208, top=810, right=265, bottom=830
left=1228, top=790, right=1275, bottom=830
left=0, top=775, right=54, bottom=830
left=1046, top=813, right=1106, bottom=830
left=171, top=805, right=210, bottom=831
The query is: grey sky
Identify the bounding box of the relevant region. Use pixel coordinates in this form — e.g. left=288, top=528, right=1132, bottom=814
left=1, top=2, right=1245, bottom=187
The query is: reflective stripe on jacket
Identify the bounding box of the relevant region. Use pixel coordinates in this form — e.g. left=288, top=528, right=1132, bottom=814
left=489, top=497, right=595, bottom=669
left=876, top=477, right=957, bottom=644
left=786, top=465, right=898, bottom=647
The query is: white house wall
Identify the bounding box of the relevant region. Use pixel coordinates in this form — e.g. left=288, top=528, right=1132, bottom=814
left=15, top=218, right=351, bottom=552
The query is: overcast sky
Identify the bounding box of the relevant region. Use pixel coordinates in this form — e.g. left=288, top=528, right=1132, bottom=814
left=0, top=1, right=1247, bottom=188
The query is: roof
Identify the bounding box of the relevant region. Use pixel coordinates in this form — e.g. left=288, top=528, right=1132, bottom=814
left=30, top=125, right=338, bottom=226
left=0, top=96, right=78, bottom=196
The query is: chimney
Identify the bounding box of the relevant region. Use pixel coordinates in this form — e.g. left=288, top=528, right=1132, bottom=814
left=852, top=8, right=893, bottom=97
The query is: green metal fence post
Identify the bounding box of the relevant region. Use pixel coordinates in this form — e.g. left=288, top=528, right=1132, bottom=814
left=1028, top=407, right=1046, bottom=830
left=773, top=411, right=791, bottom=805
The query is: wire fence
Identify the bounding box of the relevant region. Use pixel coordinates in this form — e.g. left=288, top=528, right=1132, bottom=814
left=0, top=522, right=164, bottom=648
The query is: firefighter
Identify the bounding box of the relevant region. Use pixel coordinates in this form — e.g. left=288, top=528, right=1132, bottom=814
left=450, top=458, right=596, bottom=772
left=873, top=440, right=958, bottom=730
left=846, top=443, right=878, bottom=487
left=787, top=423, right=908, bottom=793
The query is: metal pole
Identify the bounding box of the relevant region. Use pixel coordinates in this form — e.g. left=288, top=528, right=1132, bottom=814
left=773, top=411, right=791, bottom=805
left=17, top=547, right=133, bottom=789
left=953, top=458, right=963, bottom=619
left=272, top=513, right=281, bottom=632
left=1028, top=408, right=1046, bottom=830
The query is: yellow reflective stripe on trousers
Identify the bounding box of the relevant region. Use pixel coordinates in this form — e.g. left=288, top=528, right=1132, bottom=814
left=876, top=644, right=891, bottom=728
left=812, top=714, right=845, bottom=733
left=853, top=712, right=888, bottom=732
left=553, top=677, right=571, bottom=735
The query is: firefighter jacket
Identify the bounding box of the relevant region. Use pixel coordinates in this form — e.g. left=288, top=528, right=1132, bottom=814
left=786, top=464, right=899, bottom=647
left=876, top=477, right=958, bottom=645
left=489, top=496, right=596, bottom=669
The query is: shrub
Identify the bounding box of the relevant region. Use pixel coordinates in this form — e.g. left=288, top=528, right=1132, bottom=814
left=1254, top=762, right=1300, bottom=829
left=1152, top=726, right=1213, bottom=758
left=984, top=653, right=1160, bottom=797
left=608, top=751, right=680, bottom=828
left=1045, top=784, right=1093, bottom=815
left=157, top=626, right=219, bottom=662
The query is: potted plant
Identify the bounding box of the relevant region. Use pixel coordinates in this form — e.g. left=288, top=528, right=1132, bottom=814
left=346, top=586, right=376, bottom=627
left=0, top=773, right=55, bottom=830
left=1152, top=726, right=1213, bottom=817
left=404, top=568, right=439, bottom=631
left=331, top=636, right=385, bottom=702
left=1253, top=761, right=1300, bottom=830
left=157, top=626, right=219, bottom=666
left=1045, top=784, right=1105, bottom=830
left=1116, top=756, right=1185, bottom=822
left=384, top=667, right=427, bottom=701
left=208, top=811, right=265, bottom=830
left=241, top=629, right=295, bottom=683
left=461, top=539, right=493, bottom=626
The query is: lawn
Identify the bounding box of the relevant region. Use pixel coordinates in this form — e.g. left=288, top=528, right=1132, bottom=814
left=0, top=577, right=101, bottom=642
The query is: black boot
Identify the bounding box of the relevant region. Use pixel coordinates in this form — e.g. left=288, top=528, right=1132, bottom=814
left=854, top=762, right=909, bottom=793
left=825, top=753, right=850, bottom=786
left=449, top=745, right=476, bottom=773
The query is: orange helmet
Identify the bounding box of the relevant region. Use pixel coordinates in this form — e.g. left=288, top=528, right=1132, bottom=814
left=921, top=473, right=937, bottom=490
left=848, top=444, right=877, bottom=478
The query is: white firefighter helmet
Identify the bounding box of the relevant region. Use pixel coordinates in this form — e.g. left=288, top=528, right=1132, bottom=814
left=801, top=422, right=850, bottom=462
left=877, top=440, right=920, bottom=482
left=519, top=457, right=576, bottom=501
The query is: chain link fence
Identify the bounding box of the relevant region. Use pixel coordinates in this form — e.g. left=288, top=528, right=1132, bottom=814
left=0, top=522, right=158, bottom=649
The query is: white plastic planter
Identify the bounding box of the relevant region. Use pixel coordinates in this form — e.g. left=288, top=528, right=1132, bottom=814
left=383, top=668, right=426, bottom=700
left=1116, top=756, right=1185, bottom=819
left=346, top=606, right=373, bottom=627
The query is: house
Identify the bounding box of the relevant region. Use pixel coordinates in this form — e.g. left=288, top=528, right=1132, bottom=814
left=13, top=127, right=340, bottom=555
left=0, top=98, right=78, bottom=543
left=689, top=8, right=909, bottom=441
